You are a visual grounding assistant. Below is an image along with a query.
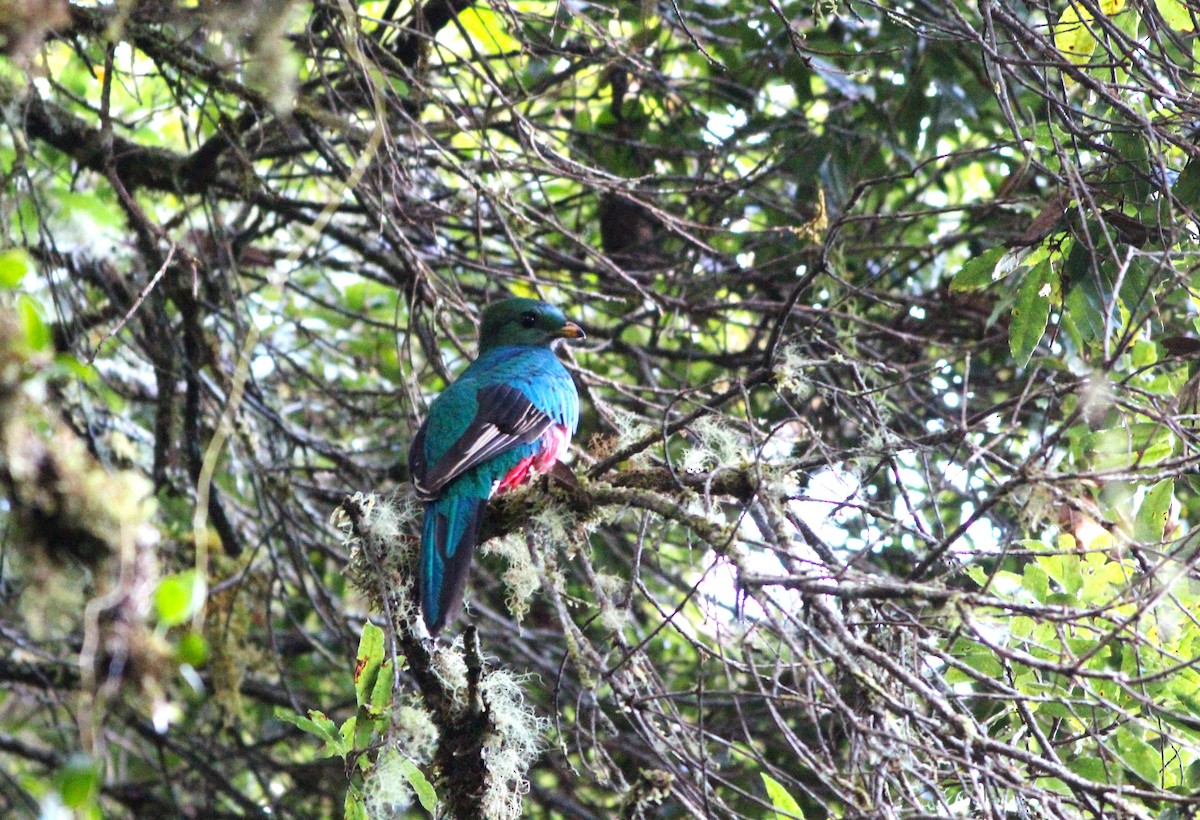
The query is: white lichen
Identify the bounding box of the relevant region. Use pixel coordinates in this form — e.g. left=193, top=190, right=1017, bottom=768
left=479, top=532, right=540, bottom=624
left=339, top=492, right=419, bottom=559
left=863, top=418, right=899, bottom=454
left=594, top=572, right=630, bottom=631
left=1078, top=372, right=1115, bottom=424
left=680, top=415, right=745, bottom=473
left=531, top=503, right=573, bottom=554
left=363, top=748, right=415, bottom=818
left=774, top=342, right=814, bottom=396
left=609, top=408, right=655, bottom=467
left=335, top=492, right=421, bottom=623
left=330, top=491, right=375, bottom=541
left=678, top=489, right=732, bottom=543
left=392, top=701, right=439, bottom=765
left=429, top=642, right=469, bottom=705
left=479, top=669, right=548, bottom=820
left=757, top=462, right=801, bottom=500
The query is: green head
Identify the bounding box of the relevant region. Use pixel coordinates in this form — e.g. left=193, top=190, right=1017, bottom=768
left=478, top=298, right=585, bottom=351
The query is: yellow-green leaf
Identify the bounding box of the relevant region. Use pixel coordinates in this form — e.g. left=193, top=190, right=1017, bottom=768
left=154, top=571, right=204, bottom=627
left=354, top=622, right=386, bottom=709
left=398, top=756, right=438, bottom=814
left=1156, top=0, right=1194, bottom=31
left=56, top=755, right=100, bottom=809
left=762, top=772, right=804, bottom=820
left=370, top=658, right=395, bottom=713
left=457, top=7, right=521, bottom=55
left=1037, top=553, right=1084, bottom=596
left=0, top=248, right=31, bottom=288
left=274, top=707, right=348, bottom=757
left=177, top=631, right=208, bottom=666
left=1088, top=423, right=1176, bottom=470
left=1113, top=728, right=1161, bottom=786
left=17, top=295, right=50, bottom=352
left=1021, top=562, right=1050, bottom=602
left=345, top=790, right=370, bottom=820
left=1070, top=755, right=1111, bottom=783
left=1134, top=479, right=1173, bottom=544
left=344, top=281, right=367, bottom=313
left=950, top=247, right=1007, bottom=292
left=1009, top=258, right=1056, bottom=367
left=1055, top=5, right=1097, bottom=64
left=1175, top=158, right=1200, bottom=210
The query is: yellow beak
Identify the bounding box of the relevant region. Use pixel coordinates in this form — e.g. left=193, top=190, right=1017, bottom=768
left=557, top=321, right=586, bottom=340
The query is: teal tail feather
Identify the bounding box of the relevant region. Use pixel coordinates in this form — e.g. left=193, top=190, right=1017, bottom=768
left=419, top=492, right=487, bottom=634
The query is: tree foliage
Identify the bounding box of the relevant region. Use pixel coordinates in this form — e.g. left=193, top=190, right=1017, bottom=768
left=2, top=0, right=1200, bottom=817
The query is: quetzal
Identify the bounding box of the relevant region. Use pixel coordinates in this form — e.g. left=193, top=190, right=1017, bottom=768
left=409, top=298, right=584, bottom=635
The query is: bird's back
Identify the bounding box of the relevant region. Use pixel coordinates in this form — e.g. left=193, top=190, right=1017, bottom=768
left=419, top=345, right=577, bottom=465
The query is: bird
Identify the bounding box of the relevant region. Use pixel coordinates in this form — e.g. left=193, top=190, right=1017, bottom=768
left=408, top=298, right=584, bottom=635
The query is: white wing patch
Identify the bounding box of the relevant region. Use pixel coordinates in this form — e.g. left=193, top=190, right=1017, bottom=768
left=412, top=399, right=551, bottom=501
left=433, top=422, right=506, bottom=480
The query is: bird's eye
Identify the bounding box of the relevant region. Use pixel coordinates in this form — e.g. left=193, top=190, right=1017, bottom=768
left=519, top=312, right=538, bottom=328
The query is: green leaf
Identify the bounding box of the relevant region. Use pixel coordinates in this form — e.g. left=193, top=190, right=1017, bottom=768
left=1134, top=479, right=1174, bottom=544
left=1021, top=562, right=1050, bottom=602
left=277, top=707, right=352, bottom=758
left=56, top=755, right=100, bottom=809
left=456, top=7, right=520, bottom=54
left=1186, top=759, right=1200, bottom=790
left=354, top=622, right=386, bottom=710
left=1011, top=616, right=1034, bottom=638
left=345, top=789, right=370, bottom=820
left=58, top=191, right=121, bottom=230
left=761, top=772, right=804, bottom=820
left=276, top=707, right=339, bottom=743
left=959, top=647, right=1002, bottom=678
left=348, top=710, right=377, bottom=751
left=344, top=281, right=367, bottom=313
left=1037, top=554, right=1084, bottom=596
left=0, top=248, right=31, bottom=288
left=964, top=564, right=988, bottom=587
left=1009, top=258, right=1055, bottom=367
left=1062, top=236, right=1092, bottom=291
left=1079, top=553, right=1128, bottom=600
left=949, top=247, right=1007, bottom=292
left=1113, top=728, right=1161, bottom=786
left=1108, top=130, right=1151, bottom=204
left=154, top=571, right=204, bottom=627
left=340, top=715, right=359, bottom=756
left=1157, top=0, right=1195, bottom=31
left=17, top=295, right=50, bottom=352
left=398, top=756, right=438, bottom=814
left=1088, top=423, right=1176, bottom=470
left=177, top=632, right=208, bottom=666
left=51, top=353, right=97, bottom=384
left=1033, top=776, right=1072, bottom=796
left=1130, top=338, right=1157, bottom=369
left=1038, top=700, right=1074, bottom=721
left=1054, top=4, right=1097, bottom=65
left=1175, top=159, right=1200, bottom=211
left=370, top=658, right=394, bottom=713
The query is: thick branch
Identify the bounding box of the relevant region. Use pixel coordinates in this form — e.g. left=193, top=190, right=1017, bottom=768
left=12, top=82, right=233, bottom=194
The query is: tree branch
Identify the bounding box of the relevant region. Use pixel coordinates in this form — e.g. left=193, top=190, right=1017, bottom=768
left=12, top=82, right=233, bottom=194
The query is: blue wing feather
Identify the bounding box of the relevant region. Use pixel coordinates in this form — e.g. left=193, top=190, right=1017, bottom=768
left=410, top=346, right=578, bottom=496
left=410, top=383, right=550, bottom=500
